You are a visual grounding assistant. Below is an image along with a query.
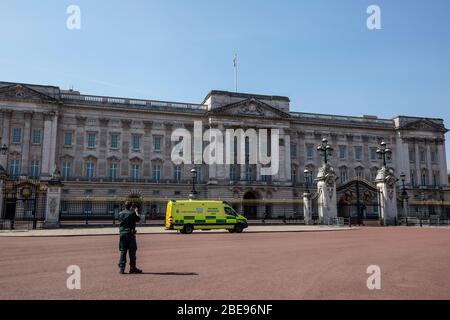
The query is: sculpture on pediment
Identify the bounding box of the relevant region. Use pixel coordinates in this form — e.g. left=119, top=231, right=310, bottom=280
left=239, top=102, right=265, bottom=116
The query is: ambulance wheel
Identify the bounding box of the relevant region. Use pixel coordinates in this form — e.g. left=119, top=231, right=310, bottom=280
left=234, top=224, right=244, bottom=233
left=228, top=229, right=235, bottom=233
left=183, top=224, right=194, bottom=234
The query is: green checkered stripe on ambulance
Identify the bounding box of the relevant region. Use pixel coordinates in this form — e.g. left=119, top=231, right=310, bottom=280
left=174, top=215, right=243, bottom=226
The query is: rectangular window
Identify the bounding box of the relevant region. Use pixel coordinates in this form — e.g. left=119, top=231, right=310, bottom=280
left=410, top=170, right=416, bottom=186
left=62, top=162, right=71, bottom=178
left=431, top=151, right=437, bottom=163
left=154, top=137, right=162, bottom=151
left=110, top=134, right=119, bottom=149
left=290, top=144, right=297, bottom=159
left=354, top=146, right=362, bottom=161
left=12, top=128, right=22, bottom=144
left=291, top=168, right=297, bottom=183
left=9, top=159, right=20, bottom=176
left=153, top=165, right=161, bottom=181
left=196, top=167, right=203, bottom=183
left=409, top=146, right=415, bottom=162
left=109, top=163, right=118, bottom=179
left=420, top=150, right=426, bottom=163
left=132, top=164, right=140, bottom=181
left=86, top=162, right=95, bottom=178
left=64, top=132, right=73, bottom=147
left=306, top=145, right=313, bottom=160
left=32, top=129, right=41, bottom=145
left=87, top=133, right=96, bottom=148
left=370, top=147, right=377, bottom=161
left=229, top=166, right=236, bottom=181
left=245, top=166, right=253, bottom=182
left=132, top=135, right=141, bottom=151
left=30, top=160, right=40, bottom=178
left=174, top=166, right=181, bottom=182
left=340, top=170, right=347, bottom=183
left=339, top=146, right=346, bottom=160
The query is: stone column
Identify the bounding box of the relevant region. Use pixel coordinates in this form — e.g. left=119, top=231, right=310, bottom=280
left=74, top=116, right=86, bottom=177
left=284, top=131, right=291, bottom=182
left=1, top=109, right=12, bottom=169
left=0, top=177, right=5, bottom=220
left=20, top=112, right=33, bottom=175
left=44, top=170, right=64, bottom=228
left=303, top=192, right=312, bottom=225
left=41, top=112, right=55, bottom=176
left=414, top=142, right=420, bottom=182
left=426, top=142, right=432, bottom=185
left=316, top=163, right=337, bottom=224
left=120, top=120, right=131, bottom=177
left=437, top=140, right=447, bottom=186
left=375, top=167, right=398, bottom=226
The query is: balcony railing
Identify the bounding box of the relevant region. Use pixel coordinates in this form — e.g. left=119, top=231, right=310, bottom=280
left=61, top=93, right=208, bottom=111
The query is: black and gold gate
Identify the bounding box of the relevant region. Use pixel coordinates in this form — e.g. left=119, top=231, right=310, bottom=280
left=337, top=178, right=379, bottom=224
left=1, top=179, right=47, bottom=230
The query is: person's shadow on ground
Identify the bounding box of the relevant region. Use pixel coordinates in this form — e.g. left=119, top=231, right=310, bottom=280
left=135, top=272, right=198, bottom=276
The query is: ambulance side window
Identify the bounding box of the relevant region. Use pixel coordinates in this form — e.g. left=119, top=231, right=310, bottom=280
left=224, top=207, right=236, bottom=216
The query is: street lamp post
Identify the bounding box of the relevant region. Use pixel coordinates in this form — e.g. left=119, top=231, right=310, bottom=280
left=420, top=191, right=425, bottom=227
left=376, top=140, right=392, bottom=168
left=317, top=138, right=333, bottom=165
left=190, top=168, right=198, bottom=199
left=400, top=172, right=409, bottom=226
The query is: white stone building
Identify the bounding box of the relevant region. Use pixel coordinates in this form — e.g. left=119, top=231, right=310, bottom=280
left=0, top=81, right=448, bottom=224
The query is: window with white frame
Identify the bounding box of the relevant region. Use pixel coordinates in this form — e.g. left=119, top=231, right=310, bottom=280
left=87, top=133, right=96, bottom=148
left=132, top=164, right=140, bottom=181
left=153, top=164, right=161, bottom=181
left=32, top=129, right=41, bottom=145
left=85, top=161, right=95, bottom=178
left=110, top=133, right=119, bottom=149
left=9, top=159, right=21, bottom=176
left=64, top=132, right=73, bottom=147
left=109, top=163, right=118, bottom=180
left=62, top=161, right=71, bottom=178
left=154, top=136, right=162, bottom=151
left=30, top=160, right=40, bottom=178
left=174, top=166, right=182, bottom=182
left=132, top=135, right=141, bottom=151
left=12, top=128, right=22, bottom=144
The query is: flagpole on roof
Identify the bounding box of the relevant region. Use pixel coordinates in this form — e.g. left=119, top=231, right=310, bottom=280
left=233, top=53, right=238, bottom=93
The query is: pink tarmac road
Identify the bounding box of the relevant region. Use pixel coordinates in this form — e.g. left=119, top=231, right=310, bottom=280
left=0, top=227, right=449, bottom=300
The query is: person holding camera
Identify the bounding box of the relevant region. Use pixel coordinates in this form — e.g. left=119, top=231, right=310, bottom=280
left=118, top=201, right=143, bottom=274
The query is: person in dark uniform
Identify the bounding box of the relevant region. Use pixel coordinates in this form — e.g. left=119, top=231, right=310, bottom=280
left=118, top=201, right=143, bottom=274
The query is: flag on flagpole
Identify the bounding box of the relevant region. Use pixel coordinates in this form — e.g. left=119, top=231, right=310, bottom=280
left=233, top=54, right=238, bottom=92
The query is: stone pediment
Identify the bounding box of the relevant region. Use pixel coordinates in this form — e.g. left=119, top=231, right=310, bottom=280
left=401, top=119, right=448, bottom=133
left=209, top=98, right=291, bottom=119
left=0, top=84, right=58, bottom=103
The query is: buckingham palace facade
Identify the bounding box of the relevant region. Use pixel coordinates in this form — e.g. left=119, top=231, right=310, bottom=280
left=0, top=80, right=449, bottom=224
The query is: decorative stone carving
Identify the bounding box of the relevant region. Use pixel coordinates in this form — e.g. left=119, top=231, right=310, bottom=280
left=375, top=166, right=398, bottom=225
left=316, top=163, right=338, bottom=223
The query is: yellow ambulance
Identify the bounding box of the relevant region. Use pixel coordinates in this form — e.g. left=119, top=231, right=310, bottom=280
left=165, top=200, right=248, bottom=234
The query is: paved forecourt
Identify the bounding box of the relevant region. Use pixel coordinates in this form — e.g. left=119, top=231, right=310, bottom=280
left=0, top=227, right=449, bottom=300
left=0, top=225, right=354, bottom=237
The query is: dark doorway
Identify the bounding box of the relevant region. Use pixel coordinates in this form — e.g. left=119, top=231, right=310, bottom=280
left=243, top=191, right=259, bottom=219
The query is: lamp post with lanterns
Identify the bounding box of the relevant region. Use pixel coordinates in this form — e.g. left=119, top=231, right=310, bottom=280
left=400, top=172, right=409, bottom=225
left=317, top=138, right=333, bottom=165
left=376, top=140, right=392, bottom=168
left=190, top=168, right=198, bottom=199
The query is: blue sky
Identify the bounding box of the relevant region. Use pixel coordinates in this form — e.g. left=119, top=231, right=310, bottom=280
left=1, top=0, right=450, bottom=167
